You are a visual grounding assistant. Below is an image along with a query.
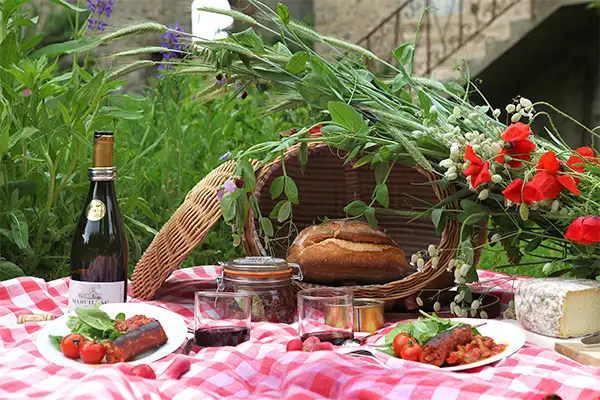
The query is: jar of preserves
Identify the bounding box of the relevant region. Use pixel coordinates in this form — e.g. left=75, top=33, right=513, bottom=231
left=217, top=257, right=303, bottom=324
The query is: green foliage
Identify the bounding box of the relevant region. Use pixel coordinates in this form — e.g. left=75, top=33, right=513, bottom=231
left=0, top=1, right=311, bottom=280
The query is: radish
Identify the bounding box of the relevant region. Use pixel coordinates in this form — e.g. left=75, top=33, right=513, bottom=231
left=159, top=356, right=191, bottom=380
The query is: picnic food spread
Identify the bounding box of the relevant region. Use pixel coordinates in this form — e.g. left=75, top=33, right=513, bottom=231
left=50, top=305, right=168, bottom=364
left=515, top=278, right=600, bottom=338
left=286, top=220, right=413, bottom=285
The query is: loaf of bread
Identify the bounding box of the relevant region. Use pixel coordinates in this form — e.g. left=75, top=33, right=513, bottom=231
left=287, top=220, right=414, bottom=285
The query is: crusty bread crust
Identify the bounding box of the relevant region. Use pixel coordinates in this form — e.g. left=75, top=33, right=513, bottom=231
left=287, top=220, right=413, bottom=285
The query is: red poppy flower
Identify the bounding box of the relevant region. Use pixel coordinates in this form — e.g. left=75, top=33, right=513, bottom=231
left=309, top=124, right=323, bottom=136
left=494, top=123, right=536, bottom=168
left=502, top=179, right=545, bottom=205
left=565, top=216, right=600, bottom=245
left=462, top=145, right=491, bottom=188
left=567, top=147, right=598, bottom=173
left=532, top=151, right=580, bottom=198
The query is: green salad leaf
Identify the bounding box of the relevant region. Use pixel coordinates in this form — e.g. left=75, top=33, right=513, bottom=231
left=49, top=335, right=63, bottom=350
left=62, top=306, right=123, bottom=343
left=383, top=310, right=480, bottom=350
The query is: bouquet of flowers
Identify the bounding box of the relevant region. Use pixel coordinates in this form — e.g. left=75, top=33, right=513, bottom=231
left=104, top=2, right=600, bottom=313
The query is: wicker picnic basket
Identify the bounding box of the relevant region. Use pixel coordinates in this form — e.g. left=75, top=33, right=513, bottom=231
left=131, top=142, right=484, bottom=301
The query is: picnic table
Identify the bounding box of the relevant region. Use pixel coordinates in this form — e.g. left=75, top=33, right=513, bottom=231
left=0, top=267, right=599, bottom=400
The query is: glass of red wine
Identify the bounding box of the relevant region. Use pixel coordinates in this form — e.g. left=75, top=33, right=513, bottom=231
left=194, top=291, right=252, bottom=347
left=297, top=288, right=354, bottom=345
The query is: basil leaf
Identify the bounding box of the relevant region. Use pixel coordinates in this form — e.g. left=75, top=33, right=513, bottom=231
left=49, top=335, right=63, bottom=350
left=75, top=306, right=115, bottom=331
left=115, top=313, right=126, bottom=320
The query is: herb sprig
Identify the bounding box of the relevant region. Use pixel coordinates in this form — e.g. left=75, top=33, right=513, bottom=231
left=49, top=305, right=125, bottom=350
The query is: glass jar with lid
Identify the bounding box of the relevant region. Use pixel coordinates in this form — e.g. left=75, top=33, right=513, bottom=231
left=217, top=257, right=303, bottom=324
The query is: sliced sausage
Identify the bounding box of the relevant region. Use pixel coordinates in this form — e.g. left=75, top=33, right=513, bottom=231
left=419, top=325, right=473, bottom=367
left=105, top=321, right=168, bottom=363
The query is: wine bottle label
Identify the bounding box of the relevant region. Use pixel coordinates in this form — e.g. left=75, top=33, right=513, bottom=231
left=86, top=199, right=106, bottom=221
left=68, top=280, right=125, bottom=311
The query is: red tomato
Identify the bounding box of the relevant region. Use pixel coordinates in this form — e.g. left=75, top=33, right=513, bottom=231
left=130, top=364, right=156, bottom=379
left=61, top=334, right=85, bottom=359
left=392, top=333, right=415, bottom=357
left=80, top=341, right=106, bottom=364
left=286, top=339, right=303, bottom=352
left=400, top=341, right=422, bottom=361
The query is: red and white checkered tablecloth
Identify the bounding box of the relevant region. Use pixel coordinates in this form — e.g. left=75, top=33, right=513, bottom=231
left=0, top=267, right=599, bottom=400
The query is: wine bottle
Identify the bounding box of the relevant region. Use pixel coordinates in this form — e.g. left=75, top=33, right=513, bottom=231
left=68, top=132, right=128, bottom=310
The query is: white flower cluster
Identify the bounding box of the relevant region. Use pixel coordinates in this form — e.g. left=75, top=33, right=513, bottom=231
left=410, top=244, right=440, bottom=273
left=506, top=97, right=534, bottom=123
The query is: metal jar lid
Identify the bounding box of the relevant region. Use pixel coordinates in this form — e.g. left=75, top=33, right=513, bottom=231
left=217, top=256, right=303, bottom=290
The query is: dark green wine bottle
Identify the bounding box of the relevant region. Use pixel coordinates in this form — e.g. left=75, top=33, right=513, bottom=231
left=68, top=132, right=128, bottom=310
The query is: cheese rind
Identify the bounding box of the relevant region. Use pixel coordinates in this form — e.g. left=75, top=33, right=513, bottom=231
left=515, top=278, right=600, bottom=338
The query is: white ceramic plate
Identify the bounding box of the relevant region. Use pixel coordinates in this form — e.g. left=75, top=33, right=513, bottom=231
left=36, top=303, right=188, bottom=370
left=371, top=318, right=526, bottom=372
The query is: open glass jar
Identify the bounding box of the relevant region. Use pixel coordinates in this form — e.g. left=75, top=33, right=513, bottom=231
left=217, top=257, right=303, bottom=324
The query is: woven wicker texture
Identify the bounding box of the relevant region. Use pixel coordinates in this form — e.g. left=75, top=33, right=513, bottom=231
left=244, top=143, right=483, bottom=300
left=131, top=142, right=482, bottom=301
left=131, top=160, right=238, bottom=300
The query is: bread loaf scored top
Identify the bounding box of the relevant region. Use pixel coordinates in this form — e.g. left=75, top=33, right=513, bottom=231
left=287, top=220, right=414, bottom=285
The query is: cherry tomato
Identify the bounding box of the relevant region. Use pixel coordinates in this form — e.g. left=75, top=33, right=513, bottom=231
left=400, top=340, right=422, bottom=362
left=80, top=341, right=106, bottom=364
left=130, top=364, right=156, bottom=379
left=61, top=334, right=85, bottom=359
left=392, top=333, right=415, bottom=357
left=286, top=339, right=303, bottom=352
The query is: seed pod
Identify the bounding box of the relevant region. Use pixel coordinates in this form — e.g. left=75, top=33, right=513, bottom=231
left=543, top=263, right=553, bottom=274
left=431, top=257, right=439, bottom=267
left=519, top=203, right=529, bottom=221
left=427, top=244, right=437, bottom=256
left=471, top=300, right=481, bottom=310
left=492, top=109, right=501, bottom=118
left=411, top=254, right=418, bottom=264
left=491, top=233, right=501, bottom=243
left=505, top=104, right=516, bottom=113
left=478, top=189, right=489, bottom=201
left=551, top=200, right=560, bottom=212
left=417, top=258, right=425, bottom=269
left=480, top=311, right=489, bottom=319
left=416, top=297, right=424, bottom=307
left=460, top=263, right=470, bottom=277
left=492, top=174, right=502, bottom=183
left=511, top=113, right=522, bottom=123
left=433, top=302, right=441, bottom=312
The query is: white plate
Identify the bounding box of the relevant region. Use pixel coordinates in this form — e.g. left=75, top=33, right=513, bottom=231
left=36, top=303, right=188, bottom=370
left=373, top=318, right=526, bottom=372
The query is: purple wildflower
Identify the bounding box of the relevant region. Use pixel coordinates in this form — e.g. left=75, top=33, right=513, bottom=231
left=234, top=80, right=243, bottom=91
left=216, top=188, right=225, bottom=201
left=88, top=19, right=108, bottom=31
left=219, top=152, right=231, bottom=161
left=21, top=88, right=32, bottom=97
left=159, top=24, right=186, bottom=73
left=87, top=0, right=113, bottom=32
left=215, top=73, right=227, bottom=87
left=223, top=180, right=236, bottom=193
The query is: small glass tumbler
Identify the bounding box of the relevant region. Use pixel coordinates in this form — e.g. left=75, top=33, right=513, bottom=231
left=297, top=287, right=354, bottom=344
left=194, top=291, right=252, bottom=347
